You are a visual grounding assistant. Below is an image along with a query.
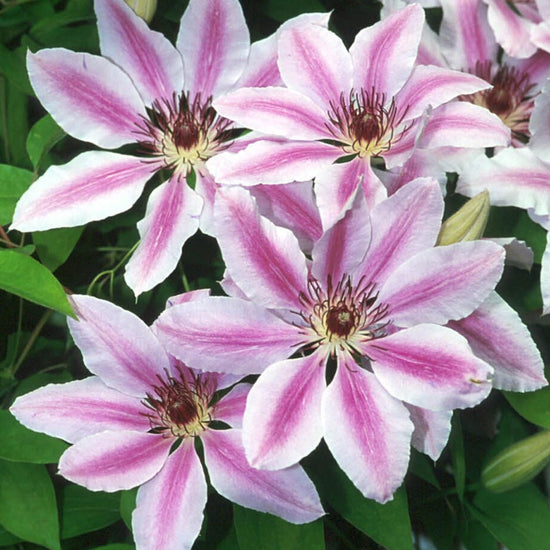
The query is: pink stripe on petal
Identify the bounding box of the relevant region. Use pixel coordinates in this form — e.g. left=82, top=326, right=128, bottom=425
left=68, top=295, right=171, bottom=397
left=206, top=139, right=341, bottom=186
left=214, top=187, right=308, bottom=310
left=323, top=357, right=413, bottom=503
left=10, top=377, right=148, bottom=444
left=27, top=49, right=146, bottom=149
left=195, top=169, right=218, bottom=236
left=214, top=383, right=252, bottom=429
left=379, top=240, right=504, bottom=327
left=203, top=429, right=324, bottom=524
left=177, top=0, right=250, bottom=97
left=12, top=151, right=154, bottom=232
left=213, top=87, right=331, bottom=140
left=155, top=297, right=302, bottom=375
left=367, top=324, right=493, bottom=410
left=278, top=24, right=352, bottom=111
left=124, top=177, right=203, bottom=296
left=95, top=0, right=184, bottom=106
left=59, top=431, right=172, bottom=492
left=406, top=405, right=452, bottom=460
left=350, top=4, right=424, bottom=98
left=242, top=352, right=327, bottom=470
left=133, top=441, right=207, bottom=550
left=237, top=34, right=282, bottom=88
left=448, top=292, right=546, bottom=392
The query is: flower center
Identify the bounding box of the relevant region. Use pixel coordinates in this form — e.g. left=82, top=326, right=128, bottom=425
left=327, top=89, right=408, bottom=158
left=298, top=275, right=389, bottom=356
left=137, top=92, right=234, bottom=177
left=462, top=61, right=535, bottom=144
left=143, top=367, right=216, bottom=439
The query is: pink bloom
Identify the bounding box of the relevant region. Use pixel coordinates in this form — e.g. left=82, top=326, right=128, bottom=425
left=155, top=178, right=509, bottom=503
left=10, top=294, right=324, bottom=550
left=206, top=3, right=509, bottom=229
left=11, top=0, right=328, bottom=295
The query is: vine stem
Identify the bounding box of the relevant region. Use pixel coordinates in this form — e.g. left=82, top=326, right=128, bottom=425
left=11, top=309, right=52, bottom=376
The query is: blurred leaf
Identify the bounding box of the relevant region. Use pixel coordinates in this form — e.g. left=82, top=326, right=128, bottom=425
left=34, top=226, right=84, bottom=272
left=0, top=45, right=32, bottom=95
left=409, top=450, right=440, bottom=489
left=505, top=387, right=550, bottom=428
left=0, top=523, right=21, bottom=546
left=26, top=114, right=65, bottom=169
left=233, top=505, right=324, bottom=550
left=413, top=494, right=457, bottom=550
left=0, top=459, right=60, bottom=550
left=60, top=485, right=121, bottom=539
left=0, top=249, right=75, bottom=317
left=217, top=524, right=240, bottom=550
left=450, top=415, right=466, bottom=501
left=0, top=410, right=68, bottom=463
left=0, top=164, right=33, bottom=225
left=5, top=79, right=29, bottom=167
left=91, top=545, right=134, bottom=550
left=460, top=512, right=498, bottom=550
left=119, top=487, right=138, bottom=531
left=259, top=0, right=326, bottom=21
left=469, top=484, right=550, bottom=549
left=13, top=369, right=73, bottom=399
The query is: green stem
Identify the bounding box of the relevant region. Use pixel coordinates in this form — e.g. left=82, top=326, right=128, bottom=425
left=11, top=309, right=52, bottom=376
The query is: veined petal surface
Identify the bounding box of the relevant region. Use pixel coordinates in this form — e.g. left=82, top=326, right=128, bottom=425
left=214, top=384, right=251, bottom=429
left=27, top=49, right=146, bottom=149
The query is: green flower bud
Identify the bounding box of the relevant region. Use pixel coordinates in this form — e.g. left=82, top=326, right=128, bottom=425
left=482, top=429, right=550, bottom=493
left=125, top=0, right=157, bottom=23
left=437, top=190, right=490, bottom=246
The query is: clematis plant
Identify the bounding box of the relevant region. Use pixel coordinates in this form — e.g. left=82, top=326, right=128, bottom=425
left=10, top=294, right=324, bottom=550
left=154, top=178, right=525, bottom=503
left=10, top=0, right=328, bottom=296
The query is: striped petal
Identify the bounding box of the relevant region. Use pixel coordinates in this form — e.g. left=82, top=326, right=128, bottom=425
left=214, top=383, right=251, bottom=429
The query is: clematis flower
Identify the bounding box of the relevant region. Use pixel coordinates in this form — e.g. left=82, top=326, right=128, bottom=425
left=206, top=3, right=510, bottom=229
left=10, top=294, right=324, bottom=550
left=11, top=0, right=329, bottom=295
left=155, top=178, right=509, bottom=503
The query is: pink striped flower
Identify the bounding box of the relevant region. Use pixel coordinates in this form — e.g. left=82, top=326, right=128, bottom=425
left=155, top=178, right=510, bottom=503
left=10, top=294, right=324, bottom=550
left=11, top=0, right=328, bottom=295
left=206, top=3, right=510, bottom=229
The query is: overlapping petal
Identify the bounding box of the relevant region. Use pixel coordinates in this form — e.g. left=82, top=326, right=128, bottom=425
left=407, top=405, right=453, bottom=460
left=213, top=384, right=251, bottom=429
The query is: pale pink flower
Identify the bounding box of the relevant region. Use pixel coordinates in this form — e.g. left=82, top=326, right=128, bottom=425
left=11, top=0, right=328, bottom=295
left=10, top=294, right=324, bottom=550
left=155, top=178, right=512, bottom=503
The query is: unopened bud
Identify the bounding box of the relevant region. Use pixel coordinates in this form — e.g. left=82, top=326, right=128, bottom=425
left=437, top=190, right=490, bottom=246
left=482, top=429, right=550, bottom=493
left=125, top=0, right=157, bottom=23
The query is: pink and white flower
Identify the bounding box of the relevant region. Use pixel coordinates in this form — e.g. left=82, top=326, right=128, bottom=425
left=155, top=178, right=512, bottom=503
left=10, top=294, right=324, bottom=550
left=11, top=0, right=328, bottom=295
left=206, top=3, right=510, bottom=229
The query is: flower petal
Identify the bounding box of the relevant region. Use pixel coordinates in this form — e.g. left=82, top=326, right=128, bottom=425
left=206, top=139, right=341, bottom=186
left=59, top=430, right=172, bottom=492
left=366, top=324, right=493, bottom=410
left=278, top=24, right=352, bottom=111
left=242, top=352, right=327, bottom=470
left=529, top=78, right=550, bottom=163
left=27, top=49, right=146, bottom=149
left=203, top=429, right=324, bottom=524
left=68, top=295, right=171, bottom=397
left=124, top=177, right=203, bottom=296
left=323, top=357, right=413, bottom=503
left=214, top=383, right=251, bottom=429
left=214, top=186, right=308, bottom=310
left=155, top=297, right=301, bottom=374
left=350, top=4, right=424, bottom=98
left=194, top=168, right=218, bottom=236
left=448, top=292, right=547, bottom=392
left=133, top=441, right=207, bottom=550
left=95, top=0, right=184, bottom=105
left=378, top=240, right=504, bottom=326
left=407, top=405, right=452, bottom=460
left=542, top=238, right=550, bottom=315
left=10, top=377, right=148, bottom=444
left=11, top=151, right=154, bottom=232
left=213, top=87, right=331, bottom=140
left=176, top=0, right=249, bottom=97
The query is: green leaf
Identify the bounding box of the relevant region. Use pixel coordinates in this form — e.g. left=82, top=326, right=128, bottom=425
left=91, top=545, right=134, bottom=550
left=34, top=226, right=84, bottom=272
left=469, top=484, right=550, bottom=550
left=233, top=505, right=324, bottom=550
left=216, top=524, right=240, bottom=550
left=0, top=44, right=33, bottom=95
left=259, top=0, right=326, bottom=22
left=0, top=249, right=75, bottom=317
left=306, top=447, right=413, bottom=550
left=119, top=487, right=138, bottom=531
left=0, top=409, right=68, bottom=463
left=505, top=387, right=550, bottom=428
left=0, top=459, right=60, bottom=550
left=5, top=78, right=30, bottom=167
left=12, top=369, right=73, bottom=399
left=0, top=164, right=34, bottom=225
left=450, top=415, right=466, bottom=501
left=0, top=523, right=21, bottom=546
left=60, top=485, right=121, bottom=539
left=460, top=513, right=498, bottom=550
left=26, top=114, right=65, bottom=169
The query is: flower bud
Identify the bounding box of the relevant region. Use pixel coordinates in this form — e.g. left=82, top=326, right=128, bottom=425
left=437, top=190, right=490, bottom=246
left=482, top=429, right=550, bottom=493
left=124, top=0, right=157, bottom=23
